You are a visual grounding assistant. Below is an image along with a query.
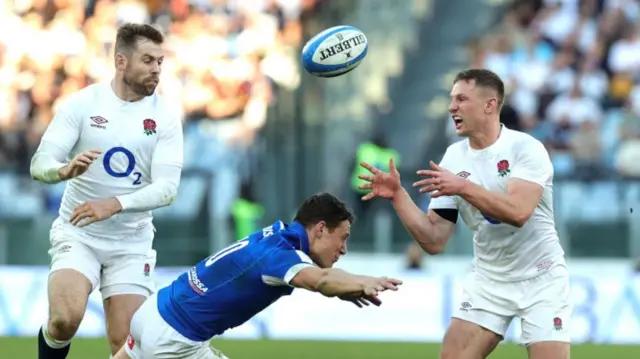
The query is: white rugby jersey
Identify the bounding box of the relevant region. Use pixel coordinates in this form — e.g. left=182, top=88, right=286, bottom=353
left=428, top=125, right=565, bottom=281
left=37, top=82, right=183, bottom=240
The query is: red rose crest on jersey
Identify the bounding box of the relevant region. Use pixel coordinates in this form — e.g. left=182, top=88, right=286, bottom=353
left=553, top=317, right=563, bottom=331
left=143, top=263, right=151, bottom=277
left=497, top=160, right=511, bottom=177
left=143, top=119, right=157, bottom=136
left=127, top=333, right=135, bottom=349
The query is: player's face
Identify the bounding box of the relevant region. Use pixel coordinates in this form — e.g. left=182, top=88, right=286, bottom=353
left=309, top=220, right=350, bottom=268
left=449, top=80, right=496, bottom=137
left=122, top=39, right=164, bottom=97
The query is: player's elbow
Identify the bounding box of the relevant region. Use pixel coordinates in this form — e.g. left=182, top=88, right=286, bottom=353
left=422, top=244, right=444, bottom=255
left=509, top=211, right=532, bottom=228
left=158, top=181, right=179, bottom=207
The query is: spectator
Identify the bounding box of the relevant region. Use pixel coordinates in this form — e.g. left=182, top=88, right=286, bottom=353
left=473, top=0, right=640, bottom=179
left=0, top=0, right=320, bottom=213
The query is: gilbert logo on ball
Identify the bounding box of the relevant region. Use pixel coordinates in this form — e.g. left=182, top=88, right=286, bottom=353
left=301, top=25, right=368, bottom=78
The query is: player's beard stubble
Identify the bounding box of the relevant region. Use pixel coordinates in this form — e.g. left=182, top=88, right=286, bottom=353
left=123, top=68, right=159, bottom=97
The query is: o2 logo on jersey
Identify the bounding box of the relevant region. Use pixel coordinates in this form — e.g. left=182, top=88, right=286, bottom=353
left=482, top=213, right=502, bottom=225
left=103, top=147, right=142, bottom=185
left=204, top=240, right=249, bottom=267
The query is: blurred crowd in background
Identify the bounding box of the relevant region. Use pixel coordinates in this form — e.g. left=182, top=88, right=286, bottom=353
left=468, top=0, right=640, bottom=180
left=0, top=0, right=323, bottom=216
left=0, top=0, right=638, bottom=264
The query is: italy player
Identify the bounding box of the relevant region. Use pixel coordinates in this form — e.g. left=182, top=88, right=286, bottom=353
left=112, top=193, right=402, bottom=359
left=30, top=23, right=183, bottom=358
left=358, top=69, right=571, bottom=359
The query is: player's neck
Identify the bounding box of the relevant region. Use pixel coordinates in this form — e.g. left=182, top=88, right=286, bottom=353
left=468, top=121, right=502, bottom=150
left=111, top=78, right=144, bottom=102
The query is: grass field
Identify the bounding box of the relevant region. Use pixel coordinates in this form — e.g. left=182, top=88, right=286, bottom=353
left=1, top=338, right=638, bottom=358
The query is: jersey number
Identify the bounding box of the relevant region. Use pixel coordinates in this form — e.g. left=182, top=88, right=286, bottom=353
left=204, top=240, right=249, bottom=267
left=103, top=147, right=142, bottom=185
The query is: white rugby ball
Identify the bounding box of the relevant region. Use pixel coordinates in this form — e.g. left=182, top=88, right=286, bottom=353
left=301, top=25, right=368, bottom=78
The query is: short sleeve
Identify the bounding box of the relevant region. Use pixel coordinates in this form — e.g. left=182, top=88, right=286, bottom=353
left=428, top=147, right=458, bottom=210
left=510, top=139, right=553, bottom=188
left=261, top=249, right=314, bottom=287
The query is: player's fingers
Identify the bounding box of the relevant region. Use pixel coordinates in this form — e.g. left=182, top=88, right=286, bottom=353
left=76, top=216, right=97, bottom=228
left=388, top=278, right=403, bottom=285
left=430, top=161, right=443, bottom=171
left=364, top=287, right=378, bottom=297
left=351, top=299, right=362, bottom=308
left=356, top=298, right=369, bottom=307
left=389, top=158, right=397, bottom=173
left=357, top=174, right=374, bottom=182
left=74, top=155, right=94, bottom=166
left=70, top=211, right=92, bottom=226
left=358, top=183, right=373, bottom=191
left=84, top=150, right=102, bottom=160
left=430, top=190, right=443, bottom=198
left=361, top=192, right=375, bottom=201
left=416, top=170, right=439, bottom=177
left=412, top=179, right=434, bottom=188
left=419, top=185, right=439, bottom=194
left=366, top=295, right=382, bottom=306
left=359, top=162, right=379, bottom=175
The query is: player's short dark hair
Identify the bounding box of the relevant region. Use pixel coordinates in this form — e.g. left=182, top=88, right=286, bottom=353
left=454, top=68, right=505, bottom=108
left=115, top=23, right=164, bottom=54
left=294, top=193, right=354, bottom=231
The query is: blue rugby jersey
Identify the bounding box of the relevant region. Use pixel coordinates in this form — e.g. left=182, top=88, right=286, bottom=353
left=156, top=221, right=314, bottom=341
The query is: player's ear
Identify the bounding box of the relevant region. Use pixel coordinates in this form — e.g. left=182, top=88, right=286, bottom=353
left=485, top=98, right=496, bottom=114
left=115, top=52, right=127, bottom=71
left=314, top=221, right=327, bottom=237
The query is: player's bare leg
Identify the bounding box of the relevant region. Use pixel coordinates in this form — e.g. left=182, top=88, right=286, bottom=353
left=439, top=318, right=502, bottom=359
left=103, top=294, right=146, bottom=355
left=40, top=269, right=92, bottom=359
left=528, top=342, right=570, bottom=359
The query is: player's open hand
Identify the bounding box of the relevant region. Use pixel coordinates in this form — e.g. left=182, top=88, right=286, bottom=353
left=413, top=161, right=467, bottom=198
left=59, top=150, right=102, bottom=180
left=71, top=198, right=122, bottom=227
left=358, top=275, right=403, bottom=307
left=338, top=293, right=380, bottom=308
left=358, top=158, right=401, bottom=201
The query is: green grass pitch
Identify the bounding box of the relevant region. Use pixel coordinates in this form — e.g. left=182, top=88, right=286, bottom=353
left=1, top=337, right=638, bottom=358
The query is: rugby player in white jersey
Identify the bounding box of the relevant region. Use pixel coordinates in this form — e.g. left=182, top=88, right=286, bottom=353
left=358, top=69, right=571, bottom=359
left=30, top=23, right=183, bottom=359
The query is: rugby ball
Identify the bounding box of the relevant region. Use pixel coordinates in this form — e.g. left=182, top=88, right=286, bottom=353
left=301, top=25, right=368, bottom=78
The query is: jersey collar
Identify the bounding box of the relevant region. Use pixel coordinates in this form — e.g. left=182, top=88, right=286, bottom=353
left=284, top=221, right=311, bottom=254
left=466, top=123, right=508, bottom=159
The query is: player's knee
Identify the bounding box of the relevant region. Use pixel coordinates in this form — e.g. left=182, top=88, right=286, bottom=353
left=48, top=311, right=83, bottom=340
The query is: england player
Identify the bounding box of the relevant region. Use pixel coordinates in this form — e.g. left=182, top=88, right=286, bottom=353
left=358, top=69, right=571, bottom=359
left=112, top=193, right=402, bottom=359
left=30, top=23, right=183, bottom=358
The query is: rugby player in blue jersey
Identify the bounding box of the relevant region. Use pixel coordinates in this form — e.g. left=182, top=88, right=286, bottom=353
left=113, top=192, right=402, bottom=359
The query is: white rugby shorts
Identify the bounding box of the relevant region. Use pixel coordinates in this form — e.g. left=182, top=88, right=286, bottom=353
left=124, top=293, right=229, bottom=359
left=453, top=265, right=572, bottom=345
left=48, top=217, right=157, bottom=299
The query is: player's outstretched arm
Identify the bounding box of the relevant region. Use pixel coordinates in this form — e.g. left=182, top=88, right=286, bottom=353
left=393, top=188, right=456, bottom=255
left=358, top=159, right=455, bottom=255
left=290, top=266, right=402, bottom=300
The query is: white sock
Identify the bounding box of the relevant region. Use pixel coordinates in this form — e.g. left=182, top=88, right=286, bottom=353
left=42, top=324, right=72, bottom=349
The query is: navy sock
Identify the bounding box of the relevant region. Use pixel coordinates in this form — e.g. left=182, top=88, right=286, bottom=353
left=38, top=326, right=71, bottom=359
